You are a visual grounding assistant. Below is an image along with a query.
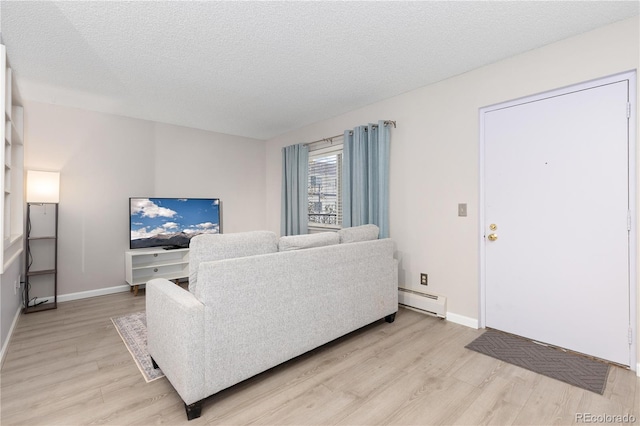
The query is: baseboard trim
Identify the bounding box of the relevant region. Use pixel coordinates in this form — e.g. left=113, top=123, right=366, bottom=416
left=26, top=285, right=131, bottom=308
left=0, top=305, right=22, bottom=369
left=446, top=312, right=479, bottom=329
left=58, top=284, right=131, bottom=302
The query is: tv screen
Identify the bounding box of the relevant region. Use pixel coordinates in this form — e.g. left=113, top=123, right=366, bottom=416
left=129, top=197, right=221, bottom=249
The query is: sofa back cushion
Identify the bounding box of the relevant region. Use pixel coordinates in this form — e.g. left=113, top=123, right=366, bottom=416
left=337, top=224, right=380, bottom=243
left=189, top=231, right=278, bottom=293
left=278, top=232, right=339, bottom=252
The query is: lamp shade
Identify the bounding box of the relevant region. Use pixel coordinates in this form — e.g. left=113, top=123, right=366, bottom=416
left=26, top=170, right=60, bottom=203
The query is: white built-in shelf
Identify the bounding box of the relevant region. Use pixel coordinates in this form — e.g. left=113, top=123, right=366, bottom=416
left=1, top=44, right=24, bottom=273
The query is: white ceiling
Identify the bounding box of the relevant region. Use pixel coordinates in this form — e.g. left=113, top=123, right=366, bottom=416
left=1, top=1, right=638, bottom=140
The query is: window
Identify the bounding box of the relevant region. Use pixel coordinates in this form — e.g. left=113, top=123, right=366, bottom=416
left=308, top=145, right=342, bottom=229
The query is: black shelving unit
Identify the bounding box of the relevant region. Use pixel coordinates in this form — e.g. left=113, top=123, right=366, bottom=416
left=23, top=202, right=58, bottom=313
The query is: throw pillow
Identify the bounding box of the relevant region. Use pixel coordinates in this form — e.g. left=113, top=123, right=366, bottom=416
left=338, top=224, right=380, bottom=243
left=278, top=232, right=339, bottom=252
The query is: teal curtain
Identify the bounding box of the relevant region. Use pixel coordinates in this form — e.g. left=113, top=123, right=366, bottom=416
left=342, top=120, right=390, bottom=238
left=281, top=143, right=309, bottom=236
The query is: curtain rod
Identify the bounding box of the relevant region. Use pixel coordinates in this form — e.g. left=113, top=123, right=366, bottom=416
left=303, top=120, right=396, bottom=146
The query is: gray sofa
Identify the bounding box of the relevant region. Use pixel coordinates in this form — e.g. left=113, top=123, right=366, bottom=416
left=146, top=225, right=398, bottom=420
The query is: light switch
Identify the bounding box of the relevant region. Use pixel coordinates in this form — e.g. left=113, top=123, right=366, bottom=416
left=458, top=203, right=467, bottom=217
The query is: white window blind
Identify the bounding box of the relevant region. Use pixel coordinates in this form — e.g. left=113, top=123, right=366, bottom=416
left=308, top=145, right=342, bottom=229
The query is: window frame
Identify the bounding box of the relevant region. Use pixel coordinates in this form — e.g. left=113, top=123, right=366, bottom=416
left=307, top=143, right=343, bottom=232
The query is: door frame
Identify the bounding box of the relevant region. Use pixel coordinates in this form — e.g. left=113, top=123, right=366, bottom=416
left=478, top=70, right=637, bottom=371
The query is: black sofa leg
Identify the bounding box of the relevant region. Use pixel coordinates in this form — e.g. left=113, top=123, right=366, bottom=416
left=151, top=356, right=159, bottom=370
left=185, top=400, right=203, bottom=420
left=385, top=312, right=396, bottom=323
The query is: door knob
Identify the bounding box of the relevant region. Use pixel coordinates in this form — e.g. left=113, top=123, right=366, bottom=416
left=488, top=233, right=498, bottom=241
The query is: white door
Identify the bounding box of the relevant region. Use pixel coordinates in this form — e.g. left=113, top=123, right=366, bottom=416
left=483, top=76, right=632, bottom=366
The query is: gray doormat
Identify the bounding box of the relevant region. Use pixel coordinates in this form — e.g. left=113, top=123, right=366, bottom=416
left=465, top=329, right=610, bottom=394
left=111, top=311, right=165, bottom=382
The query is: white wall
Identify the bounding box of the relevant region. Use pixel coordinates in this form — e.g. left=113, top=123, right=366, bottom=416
left=153, top=123, right=266, bottom=233
left=265, top=17, right=640, bottom=328
left=23, top=101, right=266, bottom=297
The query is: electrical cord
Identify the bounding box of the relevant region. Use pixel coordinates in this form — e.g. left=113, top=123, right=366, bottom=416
left=24, top=212, right=32, bottom=308
left=24, top=209, right=47, bottom=307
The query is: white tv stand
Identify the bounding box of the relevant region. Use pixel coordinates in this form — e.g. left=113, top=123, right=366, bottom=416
left=125, top=247, right=189, bottom=296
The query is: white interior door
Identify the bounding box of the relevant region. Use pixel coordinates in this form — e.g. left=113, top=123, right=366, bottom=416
left=483, top=77, right=632, bottom=366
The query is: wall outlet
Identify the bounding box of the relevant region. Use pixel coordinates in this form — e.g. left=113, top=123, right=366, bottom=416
left=420, top=273, right=428, bottom=286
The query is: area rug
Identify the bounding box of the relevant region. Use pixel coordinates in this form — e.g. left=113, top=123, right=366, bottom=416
left=465, top=329, right=609, bottom=394
left=111, top=311, right=164, bottom=382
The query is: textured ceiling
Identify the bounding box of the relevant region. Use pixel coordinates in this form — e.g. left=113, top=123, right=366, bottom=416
left=1, top=1, right=638, bottom=140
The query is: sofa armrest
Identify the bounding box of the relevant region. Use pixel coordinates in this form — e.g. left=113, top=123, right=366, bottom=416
left=146, top=278, right=205, bottom=405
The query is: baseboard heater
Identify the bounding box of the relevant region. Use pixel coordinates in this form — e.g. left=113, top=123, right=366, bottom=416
left=398, top=287, right=447, bottom=319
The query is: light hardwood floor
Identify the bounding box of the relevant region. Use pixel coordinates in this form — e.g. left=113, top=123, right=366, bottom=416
left=1, top=290, right=638, bottom=425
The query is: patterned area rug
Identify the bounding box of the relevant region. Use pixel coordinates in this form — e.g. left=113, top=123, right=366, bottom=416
left=111, top=311, right=165, bottom=382
left=465, top=329, right=610, bottom=394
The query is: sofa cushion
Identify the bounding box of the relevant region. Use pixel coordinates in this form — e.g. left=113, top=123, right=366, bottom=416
left=189, top=231, right=278, bottom=293
left=278, top=232, right=339, bottom=252
left=338, top=224, right=380, bottom=243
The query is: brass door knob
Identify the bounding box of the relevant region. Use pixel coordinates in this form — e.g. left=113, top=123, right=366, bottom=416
left=488, top=233, right=498, bottom=241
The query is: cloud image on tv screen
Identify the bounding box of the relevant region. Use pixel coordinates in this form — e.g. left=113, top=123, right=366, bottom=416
left=130, top=198, right=220, bottom=249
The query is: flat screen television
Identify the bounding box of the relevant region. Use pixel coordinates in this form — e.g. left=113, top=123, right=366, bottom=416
left=129, top=197, right=221, bottom=249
